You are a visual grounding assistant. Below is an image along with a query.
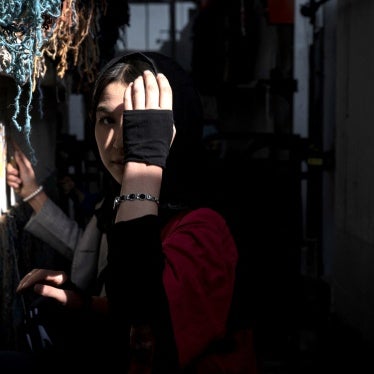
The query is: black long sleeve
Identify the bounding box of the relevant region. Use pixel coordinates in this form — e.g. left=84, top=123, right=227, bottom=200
left=106, top=215, right=179, bottom=373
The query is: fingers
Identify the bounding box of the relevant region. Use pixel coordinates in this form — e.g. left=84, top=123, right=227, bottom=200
left=144, top=70, right=161, bottom=109
left=14, top=148, right=32, bottom=173
left=16, top=269, right=68, bottom=293
left=124, top=82, right=134, bottom=110
left=132, top=74, right=147, bottom=109
left=124, top=70, right=172, bottom=110
left=6, top=154, right=23, bottom=191
left=6, top=161, right=20, bottom=179
left=9, top=143, right=30, bottom=169
left=7, top=149, right=31, bottom=180
left=157, top=73, right=172, bottom=110
left=33, top=284, right=69, bottom=305
left=34, top=284, right=87, bottom=309
left=29, top=284, right=82, bottom=308
left=6, top=172, right=21, bottom=190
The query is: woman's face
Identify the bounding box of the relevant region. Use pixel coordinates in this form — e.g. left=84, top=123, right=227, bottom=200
left=95, top=81, right=127, bottom=184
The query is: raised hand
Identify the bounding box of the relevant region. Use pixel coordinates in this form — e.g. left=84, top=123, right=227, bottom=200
left=122, top=71, right=176, bottom=168
left=6, top=145, right=39, bottom=200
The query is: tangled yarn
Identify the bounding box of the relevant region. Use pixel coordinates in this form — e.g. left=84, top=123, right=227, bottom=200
left=0, top=0, right=124, bottom=164
left=0, top=0, right=61, bottom=163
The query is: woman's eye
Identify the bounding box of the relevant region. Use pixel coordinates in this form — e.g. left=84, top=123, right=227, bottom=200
left=97, top=116, right=115, bottom=126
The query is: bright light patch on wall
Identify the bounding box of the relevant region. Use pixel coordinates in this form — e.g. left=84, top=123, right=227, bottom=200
left=124, top=2, right=196, bottom=51
left=68, top=94, right=85, bottom=141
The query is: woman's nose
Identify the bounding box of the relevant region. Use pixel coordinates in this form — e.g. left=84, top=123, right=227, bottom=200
left=112, top=124, right=123, bottom=149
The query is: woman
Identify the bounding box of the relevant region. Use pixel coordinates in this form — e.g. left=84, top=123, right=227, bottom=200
left=9, top=51, right=257, bottom=373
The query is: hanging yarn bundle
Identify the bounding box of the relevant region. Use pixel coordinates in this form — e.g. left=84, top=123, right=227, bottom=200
left=43, top=0, right=98, bottom=82
left=0, top=0, right=123, bottom=164
left=0, top=0, right=61, bottom=163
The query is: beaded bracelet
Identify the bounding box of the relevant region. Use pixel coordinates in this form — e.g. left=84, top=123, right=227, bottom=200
left=23, top=186, right=43, bottom=202
left=113, top=193, right=159, bottom=210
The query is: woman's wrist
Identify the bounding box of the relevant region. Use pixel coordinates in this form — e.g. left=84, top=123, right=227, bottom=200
left=121, top=162, right=162, bottom=196
left=115, top=162, right=162, bottom=223
left=23, top=185, right=44, bottom=202
left=26, top=189, right=48, bottom=213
